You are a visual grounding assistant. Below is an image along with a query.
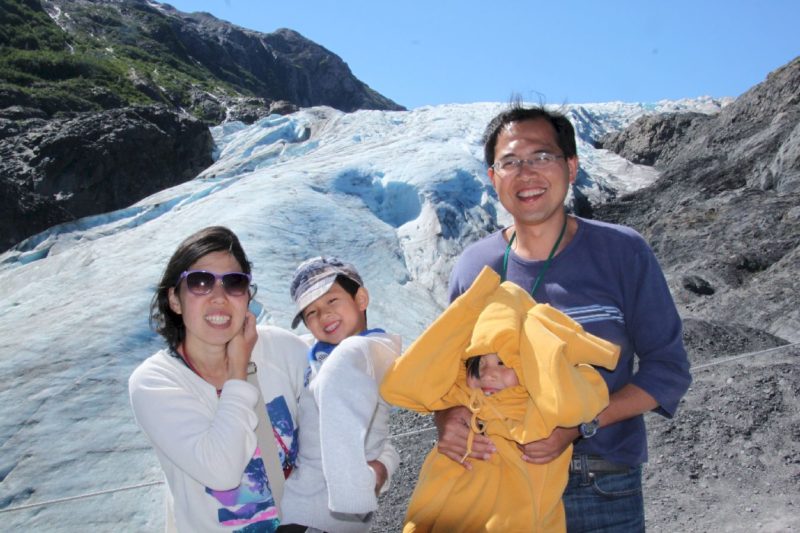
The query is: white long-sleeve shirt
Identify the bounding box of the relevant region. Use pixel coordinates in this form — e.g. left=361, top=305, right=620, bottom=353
left=129, top=326, right=308, bottom=532
left=281, top=332, right=401, bottom=533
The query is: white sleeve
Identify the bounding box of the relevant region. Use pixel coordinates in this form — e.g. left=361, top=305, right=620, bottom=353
left=364, top=334, right=402, bottom=494
left=128, top=357, right=259, bottom=490
left=374, top=439, right=400, bottom=495
left=313, top=337, right=381, bottom=514
left=251, top=325, right=310, bottom=405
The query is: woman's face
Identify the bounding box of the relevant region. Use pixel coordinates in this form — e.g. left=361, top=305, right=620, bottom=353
left=167, top=251, right=250, bottom=354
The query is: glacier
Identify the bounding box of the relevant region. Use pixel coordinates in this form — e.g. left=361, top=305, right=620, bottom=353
left=0, top=99, right=728, bottom=530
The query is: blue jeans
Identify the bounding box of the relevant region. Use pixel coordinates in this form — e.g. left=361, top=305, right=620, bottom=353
left=563, top=463, right=644, bottom=533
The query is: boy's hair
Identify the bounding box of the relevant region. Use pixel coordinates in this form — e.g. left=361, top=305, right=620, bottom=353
left=289, top=256, right=364, bottom=328
left=151, top=226, right=253, bottom=350
left=334, top=274, right=361, bottom=298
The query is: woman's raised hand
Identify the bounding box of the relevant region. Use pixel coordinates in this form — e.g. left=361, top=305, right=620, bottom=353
left=226, top=311, right=258, bottom=381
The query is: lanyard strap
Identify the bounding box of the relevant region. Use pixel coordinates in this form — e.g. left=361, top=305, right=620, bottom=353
left=501, top=215, right=568, bottom=297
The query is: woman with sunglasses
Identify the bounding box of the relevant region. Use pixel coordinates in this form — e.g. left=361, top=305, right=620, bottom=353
left=129, top=226, right=309, bottom=532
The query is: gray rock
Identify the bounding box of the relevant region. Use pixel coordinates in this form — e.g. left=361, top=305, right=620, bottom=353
left=595, top=57, right=800, bottom=343
left=597, top=112, right=712, bottom=167
left=0, top=105, right=213, bottom=251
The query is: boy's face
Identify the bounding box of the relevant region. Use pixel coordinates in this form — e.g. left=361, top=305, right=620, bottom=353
left=301, top=281, right=368, bottom=345
left=466, top=353, right=520, bottom=396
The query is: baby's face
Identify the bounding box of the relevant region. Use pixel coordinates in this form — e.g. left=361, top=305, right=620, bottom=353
left=466, top=353, right=520, bottom=396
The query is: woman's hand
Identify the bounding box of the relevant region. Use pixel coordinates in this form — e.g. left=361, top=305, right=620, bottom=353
left=434, top=406, right=495, bottom=469
left=226, top=311, right=258, bottom=381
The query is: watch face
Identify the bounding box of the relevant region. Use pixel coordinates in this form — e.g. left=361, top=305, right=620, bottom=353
left=580, top=419, right=599, bottom=438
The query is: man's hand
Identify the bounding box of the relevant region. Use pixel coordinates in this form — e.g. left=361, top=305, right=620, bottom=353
left=518, top=426, right=579, bottom=464
left=367, top=460, right=388, bottom=495
left=225, top=311, right=258, bottom=381
left=434, top=406, right=496, bottom=470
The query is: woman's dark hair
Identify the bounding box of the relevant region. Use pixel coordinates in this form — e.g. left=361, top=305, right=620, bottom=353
left=150, top=226, right=253, bottom=350
left=482, top=101, right=577, bottom=167
left=466, top=355, right=481, bottom=379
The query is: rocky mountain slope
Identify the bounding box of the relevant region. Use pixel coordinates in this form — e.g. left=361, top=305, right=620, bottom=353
left=593, top=62, right=800, bottom=527
left=595, top=56, right=800, bottom=345
left=0, top=0, right=404, bottom=251
left=2, top=0, right=403, bottom=120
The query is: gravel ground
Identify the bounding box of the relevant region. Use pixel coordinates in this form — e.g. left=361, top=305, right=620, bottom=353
left=370, top=328, right=800, bottom=532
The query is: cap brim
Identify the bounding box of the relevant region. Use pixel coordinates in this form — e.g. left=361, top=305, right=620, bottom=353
left=290, top=276, right=337, bottom=329
left=291, top=311, right=304, bottom=329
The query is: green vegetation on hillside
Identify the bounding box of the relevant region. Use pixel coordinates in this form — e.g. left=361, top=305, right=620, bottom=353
left=0, top=0, right=247, bottom=117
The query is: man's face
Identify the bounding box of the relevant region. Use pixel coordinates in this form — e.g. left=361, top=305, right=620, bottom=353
left=488, top=118, right=578, bottom=228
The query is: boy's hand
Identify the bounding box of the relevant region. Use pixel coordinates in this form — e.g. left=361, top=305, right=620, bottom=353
left=367, top=459, right=388, bottom=495
left=226, top=311, right=258, bottom=381
left=518, top=426, right=579, bottom=464
left=434, top=406, right=495, bottom=469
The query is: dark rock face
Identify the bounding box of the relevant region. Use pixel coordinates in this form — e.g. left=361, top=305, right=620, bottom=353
left=0, top=105, right=213, bottom=251
left=259, top=28, right=402, bottom=113
left=594, top=57, right=800, bottom=342
left=596, top=112, right=713, bottom=167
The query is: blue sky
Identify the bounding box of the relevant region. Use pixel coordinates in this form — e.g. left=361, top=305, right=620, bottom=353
left=165, top=0, right=798, bottom=109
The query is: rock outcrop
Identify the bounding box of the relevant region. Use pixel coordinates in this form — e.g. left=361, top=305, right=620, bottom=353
left=0, top=105, right=213, bottom=251
left=596, top=112, right=713, bottom=167
left=594, top=57, right=800, bottom=342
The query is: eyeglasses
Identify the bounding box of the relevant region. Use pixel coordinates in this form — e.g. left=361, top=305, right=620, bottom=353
left=176, top=270, right=252, bottom=296
left=491, top=152, right=565, bottom=177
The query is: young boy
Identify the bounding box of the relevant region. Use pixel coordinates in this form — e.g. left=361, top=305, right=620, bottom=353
left=279, top=256, right=401, bottom=533
left=381, top=266, right=620, bottom=532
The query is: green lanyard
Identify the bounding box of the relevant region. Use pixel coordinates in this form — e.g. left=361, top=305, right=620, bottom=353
left=501, top=215, right=568, bottom=297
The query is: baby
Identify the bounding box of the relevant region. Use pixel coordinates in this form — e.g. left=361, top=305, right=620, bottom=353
left=465, top=353, right=519, bottom=396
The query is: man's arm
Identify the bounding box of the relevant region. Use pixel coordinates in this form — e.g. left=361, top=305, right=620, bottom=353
left=519, top=383, right=658, bottom=463
left=434, top=406, right=496, bottom=469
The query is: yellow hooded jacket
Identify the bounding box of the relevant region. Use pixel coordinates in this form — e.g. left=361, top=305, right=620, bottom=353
left=380, top=267, right=620, bottom=532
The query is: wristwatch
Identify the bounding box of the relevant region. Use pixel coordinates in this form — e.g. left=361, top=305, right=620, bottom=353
left=579, top=417, right=600, bottom=439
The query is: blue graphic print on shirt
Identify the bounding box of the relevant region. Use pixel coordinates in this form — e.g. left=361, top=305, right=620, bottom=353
left=267, top=394, right=298, bottom=473
left=206, top=446, right=279, bottom=532
left=202, top=393, right=299, bottom=532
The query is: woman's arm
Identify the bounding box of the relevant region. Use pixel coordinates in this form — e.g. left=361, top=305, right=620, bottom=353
left=129, top=357, right=259, bottom=490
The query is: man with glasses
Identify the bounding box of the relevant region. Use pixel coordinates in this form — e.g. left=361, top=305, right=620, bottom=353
left=435, top=104, right=692, bottom=532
